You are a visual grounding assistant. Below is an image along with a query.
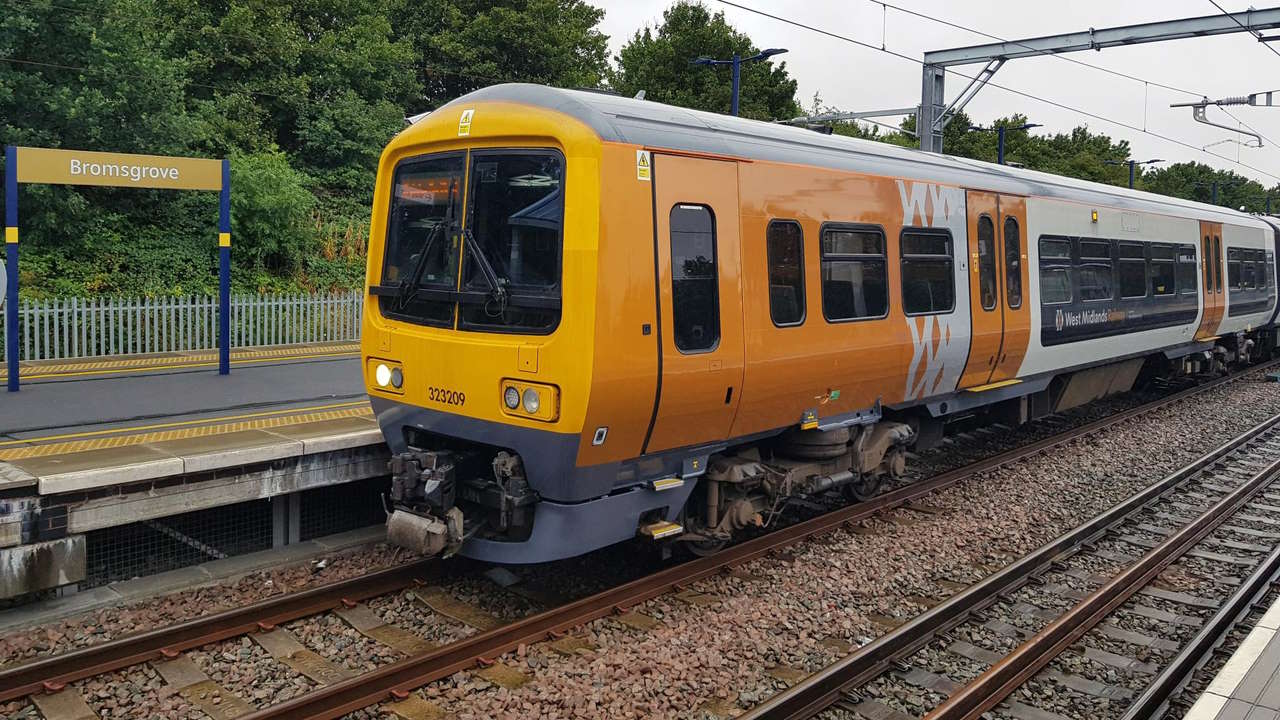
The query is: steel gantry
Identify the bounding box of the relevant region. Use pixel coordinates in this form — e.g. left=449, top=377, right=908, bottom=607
left=919, top=7, right=1280, bottom=153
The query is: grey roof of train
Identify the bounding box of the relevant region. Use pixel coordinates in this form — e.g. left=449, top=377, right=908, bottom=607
left=431, top=84, right=1268, bottom=230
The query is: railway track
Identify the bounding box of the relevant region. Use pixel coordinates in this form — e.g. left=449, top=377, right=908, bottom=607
left=744, top=412, right=1280, bottom=720
left=1, top=363, right=1276, bottom=719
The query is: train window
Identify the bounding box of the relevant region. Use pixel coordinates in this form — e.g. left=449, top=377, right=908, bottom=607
left=821, top=224, right=888, bottom=322
left=977, top=215, right=997, bottom=310
left=1203, top=236, right=1213, bottom=292
left=767, top=220, right=806, bottom=326
left=1077, top=240, right=1114, bottom=302
left=1150, top=244, right=1176, bottom=296
left=1214, top=236, right=1224, bottom=292
left=379, top=152, right=466, bottom=327
left=1228, top=247, right=1243, bottom=290
left=1266, top=252, right=1275, bottom=290
left=1038, top=237, right=1073, bottom=305
left=670, top=204, right=720, bottom=353
left=1118, top=242, right=1146, bottom=299
left=1004, top=217, right=1022, bottom=309
left=900, top=228, right=955, bottom=315
left=1178, top=245, right=1198, bottom=295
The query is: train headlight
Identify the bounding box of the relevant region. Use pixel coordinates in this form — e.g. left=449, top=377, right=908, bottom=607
left=375, top=363, right=392, bottom=387
left=390, top=367, right=403, bottom=389
left=504, top=386, right=520, bottom=409
left=522, top=388, right=541, bottom=414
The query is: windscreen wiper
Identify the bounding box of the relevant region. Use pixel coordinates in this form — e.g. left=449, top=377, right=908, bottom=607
left=462, top=227, right=508, bottom=307
left=396, top=221, right=446, bottom=309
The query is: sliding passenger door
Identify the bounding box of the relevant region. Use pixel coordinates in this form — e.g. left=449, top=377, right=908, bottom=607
left=959, top=192, right=1029, bottom=388
left=1196, top=221, right=1225, bottom=340
left=958, top=191, right=1003, bottom=388
left=644, top=154, right=746, bottom=454
left=990, top=196, right=1030, bottom=382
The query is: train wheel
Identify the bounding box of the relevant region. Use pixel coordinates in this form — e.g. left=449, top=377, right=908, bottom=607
left=841, top=473, right=881, bottom=502
left=687, top=538, right=728, bottom=557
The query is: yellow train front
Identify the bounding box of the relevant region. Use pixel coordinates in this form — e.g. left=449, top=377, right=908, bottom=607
left=363, top=85, right=714, bottom=564
left=364, top=84, right=1280, bottom=564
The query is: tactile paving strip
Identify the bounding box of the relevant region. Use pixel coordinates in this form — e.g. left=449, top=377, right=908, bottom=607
left=0, top=401, right=373, bottom=460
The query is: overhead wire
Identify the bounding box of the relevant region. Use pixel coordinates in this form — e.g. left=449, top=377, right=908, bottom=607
left=1207, top=0, right=1280, bottom=62
left=715, top=0, right=1280, bottom=182
left=869, top=0, right=1278, bottom=148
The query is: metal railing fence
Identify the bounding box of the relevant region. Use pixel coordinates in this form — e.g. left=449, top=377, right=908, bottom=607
left=0, top=290, right=363, bottom=362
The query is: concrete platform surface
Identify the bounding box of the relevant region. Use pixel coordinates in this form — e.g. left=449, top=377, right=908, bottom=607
left=1186, top=594, right=1280, bottom=720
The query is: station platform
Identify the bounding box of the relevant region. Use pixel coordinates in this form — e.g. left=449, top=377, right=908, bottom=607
left=0, top=342, right=393, bottom=599
left=1185, top=595, right=1280, bottom=720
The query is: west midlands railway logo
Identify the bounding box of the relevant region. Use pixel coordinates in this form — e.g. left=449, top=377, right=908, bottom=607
left=1055, top=307, right=1117, bottom=332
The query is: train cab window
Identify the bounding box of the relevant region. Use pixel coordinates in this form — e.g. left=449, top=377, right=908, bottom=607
left=1118, top=242, right=1146, bottom=299
left=670, top=204, right=720, bottom=353
left=1004, top=217, right=1023, bottom=309
left=1077, top=240, right=1114, bottom=302
left=1265, top=252, right=1275, bottom=291
left=379, top=152, right=466, bottom=327
left=977, top=215, right=997, bottom=310
left=767, top=220, right=806, bottom=326
left=900, top=228, right=955, bottom=315
left=1150, top=244, right=1176, bottom=296
left=1214, top=236, right=1224, bottom=292
left=1178, top=244, right=1199, bottom=294
left=1039, top=237, right=1073, bottom=305
left=821, top=224, right=888, bottom=321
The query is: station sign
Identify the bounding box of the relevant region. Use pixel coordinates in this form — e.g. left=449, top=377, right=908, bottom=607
left=13, top=147, right=223, bottom=191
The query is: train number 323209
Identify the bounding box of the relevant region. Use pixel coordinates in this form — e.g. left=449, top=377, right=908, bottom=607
left=428, top=387, right=466, bottom=406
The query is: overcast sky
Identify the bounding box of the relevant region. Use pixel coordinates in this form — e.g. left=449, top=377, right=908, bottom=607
left=596, top=0, right=1280, bottom=190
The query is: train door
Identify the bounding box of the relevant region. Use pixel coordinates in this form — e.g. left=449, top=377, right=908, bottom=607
left=958, top=191, right=1001, bottom=388
left=1195, top=221, right=1225, bottom=340
left=959, top=192, right=1029, bottom=388
left=990, top=196, right=1030, bottom=382
left=643, top=153, right=746, bottom=454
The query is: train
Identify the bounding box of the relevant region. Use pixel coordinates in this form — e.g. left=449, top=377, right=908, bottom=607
left=361, top=83, right=1280, bottom=564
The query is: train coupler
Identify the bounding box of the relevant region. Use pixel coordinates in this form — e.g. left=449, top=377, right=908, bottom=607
left=386, top=507, right=465, bottom=557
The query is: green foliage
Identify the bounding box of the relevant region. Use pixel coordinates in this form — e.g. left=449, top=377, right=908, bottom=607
left=399, top=0, right=610, bottom=108
left=229, top=151, right=316, bottom=275
left=611, top=1, right=800, bottom=120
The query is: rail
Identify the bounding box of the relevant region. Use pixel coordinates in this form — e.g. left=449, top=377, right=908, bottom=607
left=1, top=361, right=1271, bottom=716
left=744, top=408, right=1280, bottom=720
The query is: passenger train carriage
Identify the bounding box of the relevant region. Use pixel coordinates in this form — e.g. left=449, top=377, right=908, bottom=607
left=363, top=83, right=1280, bottom=564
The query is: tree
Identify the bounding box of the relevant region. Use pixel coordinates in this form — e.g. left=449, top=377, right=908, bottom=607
left=393, top=0, right=610, bottom=110
left=1142, top=162, right=1279, bottom=213
left=611, top=1, right=800, bottom=120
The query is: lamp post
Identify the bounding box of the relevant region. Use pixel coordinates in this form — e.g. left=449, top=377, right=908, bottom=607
left=970, top=123, right=1040, bottom=164
left=692, top=48, right=788, bottom=116
left=1104, top=158, right=1163, bottom=188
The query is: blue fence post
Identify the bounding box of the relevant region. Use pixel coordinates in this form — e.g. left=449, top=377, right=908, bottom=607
left=218, top=158, right=231, bottom=376
left=5, top=146, right=18, bottom=392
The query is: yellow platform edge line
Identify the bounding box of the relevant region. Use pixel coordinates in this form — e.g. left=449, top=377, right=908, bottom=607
left=0, top=399, right=369, bottom=449
left=1, top=343, right=361, bottom=379
left=0, top=406, right=375, bottom=461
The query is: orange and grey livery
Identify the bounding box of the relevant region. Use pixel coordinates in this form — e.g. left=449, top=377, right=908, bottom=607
left=362, top=84, right=1280, bottom=564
